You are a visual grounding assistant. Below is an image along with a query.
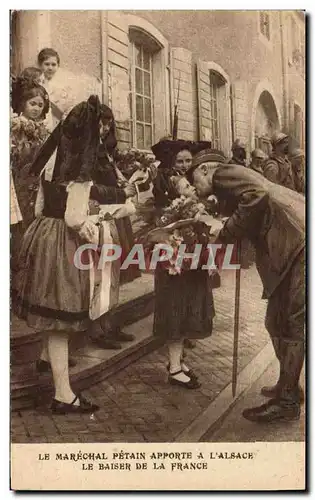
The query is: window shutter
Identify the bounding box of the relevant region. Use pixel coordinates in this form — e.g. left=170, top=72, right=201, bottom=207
left=231, top=80, right=249, bottom=149
left=196, top=60, right=212, bottom=142
left=170, top=47, right=194, bottom=140
left=107, top=11, right=131, bottom=148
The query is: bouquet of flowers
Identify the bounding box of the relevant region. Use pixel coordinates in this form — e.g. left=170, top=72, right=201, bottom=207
left=10, top=114, right=49, bottom=171
left=115, top=148, right=158, bottom=182
left=10, top=113, right=50, bottom=225
left=142, top=187, right=224, bottom=275
left=155, top=195, right=208, bottom=227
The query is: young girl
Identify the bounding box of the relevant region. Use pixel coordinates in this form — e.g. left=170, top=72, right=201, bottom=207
left=13, top=95, right=128, bottom=414
left=151, top=139, right=215, bottom=389
left=11, top=78, right=50, bottom=229
left=88, top=104, right=140, bottom=350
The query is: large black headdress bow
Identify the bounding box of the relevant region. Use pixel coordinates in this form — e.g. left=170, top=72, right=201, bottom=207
left=30, top=95, right=102, bottom=181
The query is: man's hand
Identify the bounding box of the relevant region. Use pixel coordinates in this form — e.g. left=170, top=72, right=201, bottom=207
left=123, top=183, right=137, bottom=198
left=195, top=213, right=223, bottom=229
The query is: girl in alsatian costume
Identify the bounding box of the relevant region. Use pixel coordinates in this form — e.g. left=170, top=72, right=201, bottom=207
left=88, top=103, right=140, bottom=349
left=13, top=96, right=125, bottom=413
left=151, top=139, right=215, bottom=389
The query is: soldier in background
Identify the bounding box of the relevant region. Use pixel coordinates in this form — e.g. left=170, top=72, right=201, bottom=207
left=249, top=148, right=267, bottom=175
left=249, top=148, right=268, bottom=175
left=264, top=132, right=295, bottom=190
left=290, top=148, right=305, bottom=195
left=229, top=139, right=247, bottom=167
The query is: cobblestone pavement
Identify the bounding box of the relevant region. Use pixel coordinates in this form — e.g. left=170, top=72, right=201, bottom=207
left=11, top=265, right=270, bottom=443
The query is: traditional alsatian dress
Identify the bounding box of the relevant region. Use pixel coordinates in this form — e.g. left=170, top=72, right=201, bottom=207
left=13, top=97, right=122, bottom=333
left=151, top=139, right=215, bottom=341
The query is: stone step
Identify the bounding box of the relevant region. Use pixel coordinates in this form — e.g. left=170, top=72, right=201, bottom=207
left=11, top=289, right=155, bottom=365
left=11, top=315, right=162, bottom=411
left=11, top=274, right=156, bottom=410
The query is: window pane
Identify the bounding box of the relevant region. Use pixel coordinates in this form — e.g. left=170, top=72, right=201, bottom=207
left=136, top=123, right=144, bottom=149
left=210, top=99, right=217, bottom=121
left=136, top=95, right=144, bottom=121
left=212, top=96, right=218, bottom=118
left=143, top=50, right=151, bottom=71
left=144, top=125, right=152, bottom=149
left=135, top=44, right=142, bottom=67
left=144, top=72, right=151, bottom=97
left=209, top=83, right=214, bottom=100
left=213, top=120, right=219, bottom=139
left=135, top=68, right=143, bottom=93
left=144, top=98, right=152, bottom=123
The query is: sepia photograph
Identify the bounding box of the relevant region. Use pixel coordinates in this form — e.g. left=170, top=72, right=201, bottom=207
left=9, top=8, right=305, bottom=491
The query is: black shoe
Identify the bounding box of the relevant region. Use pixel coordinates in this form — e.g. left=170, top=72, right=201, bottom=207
left=168, top=370, right=201, bottom=389
left=167, top=363, right=198, bottom=381
left=113, top=329, right=135, bottom=342
left=93, top=336, right=122, bottom=350
left=36, top=357, right=77, bottom=373
left=261, top=384, right=305, bottom=403
left=51, top=394, right=99, bottom=414
left=242, top=398, right=300, bottom=423
left=184, top=339, right=196, bottom=349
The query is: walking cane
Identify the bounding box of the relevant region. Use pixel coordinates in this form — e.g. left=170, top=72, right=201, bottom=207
left=232, top=240, right=242, bottom=398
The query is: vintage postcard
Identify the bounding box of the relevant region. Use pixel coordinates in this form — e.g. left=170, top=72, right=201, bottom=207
left=10, top=9, right=305, bottom=491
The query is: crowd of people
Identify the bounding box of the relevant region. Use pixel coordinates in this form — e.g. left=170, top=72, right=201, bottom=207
left=227, top=136, right=305, bottom=195
left=10, top=47, right=305, bottom=424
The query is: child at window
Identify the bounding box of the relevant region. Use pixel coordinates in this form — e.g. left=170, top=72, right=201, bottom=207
left=37, top=48, right=75, bottom=130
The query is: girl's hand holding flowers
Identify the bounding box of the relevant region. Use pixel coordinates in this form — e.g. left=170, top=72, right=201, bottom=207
left=123, top=183, right=137, bottom=198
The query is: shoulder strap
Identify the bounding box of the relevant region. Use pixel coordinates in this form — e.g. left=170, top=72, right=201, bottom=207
left=29, top=123, right=61, bottom=176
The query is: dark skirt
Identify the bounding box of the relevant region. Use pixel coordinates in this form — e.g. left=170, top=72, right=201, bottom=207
left=153, top=266, right=215, bottom=340
left=12, top=216, right=119, bottom=332
left=12, top=216, right=91, bottom=332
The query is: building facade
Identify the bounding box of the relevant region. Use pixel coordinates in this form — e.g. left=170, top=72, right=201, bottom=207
left=11, top=10, right=305, bottom=157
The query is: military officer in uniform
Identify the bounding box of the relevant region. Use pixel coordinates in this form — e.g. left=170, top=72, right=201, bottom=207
left=187, top=150, right=305, bottom=423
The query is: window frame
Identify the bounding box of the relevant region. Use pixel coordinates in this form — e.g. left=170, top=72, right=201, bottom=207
left=129, top=41, right=155, bottom=150
left=209, top=70, right=226, bottom=150
left=289, top=14, right=305, bottom=74
left=197, top=60, right=232, bottom=156
left=127, top=15, right=170, bottom=152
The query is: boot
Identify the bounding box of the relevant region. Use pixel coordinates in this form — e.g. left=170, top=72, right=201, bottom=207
left=112, top=326, right=135, bottom=342
left=242, top=398, right=300, bottom=423
left=261, top=383, right=304, bottom=402
left=260, top=336, right=284, bottom=398
left=89, top=319, right=122, bottom=350
left=261, top=334, right=304, bottom=402
left=243, top=340, right=304, bottom=423
left=277, top=340, right=305, bottom=409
